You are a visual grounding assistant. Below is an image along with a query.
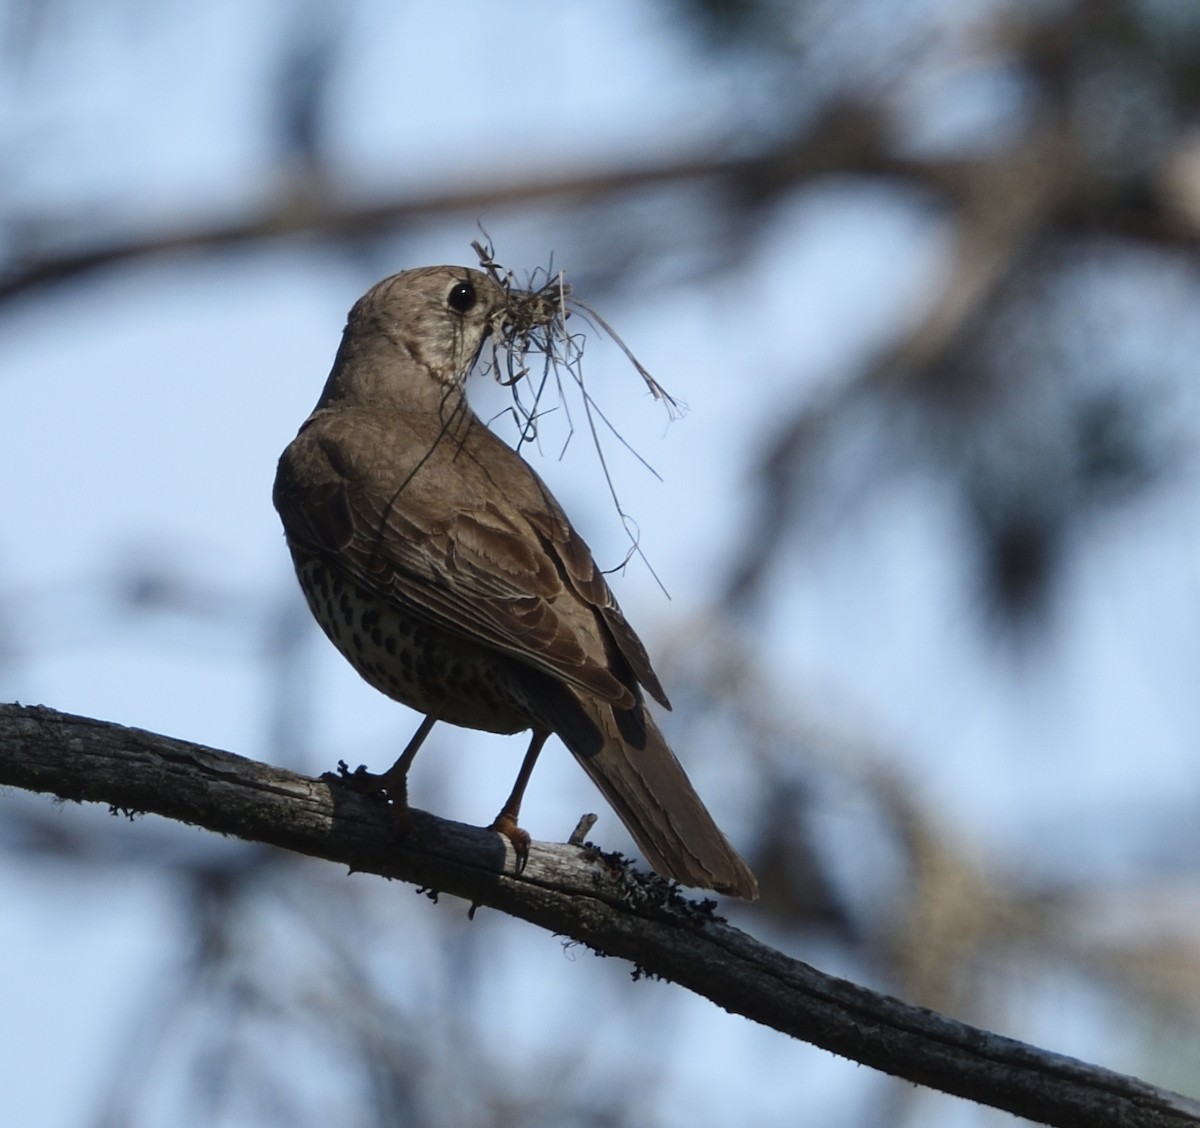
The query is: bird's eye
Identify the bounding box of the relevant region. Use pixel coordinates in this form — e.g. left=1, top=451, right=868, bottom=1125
left=447, top=281, right=476, bottom=312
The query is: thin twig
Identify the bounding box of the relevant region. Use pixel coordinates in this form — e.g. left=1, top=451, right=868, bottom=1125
left=470, top=243, right=681, bottom=591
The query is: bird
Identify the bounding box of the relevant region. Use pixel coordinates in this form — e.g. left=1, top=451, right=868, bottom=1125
left=273, top=265, right=757, bottom=899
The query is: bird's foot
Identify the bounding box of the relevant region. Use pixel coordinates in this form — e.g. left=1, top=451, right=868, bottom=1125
left=323, top=760, right=385, bottom=792
left=487, top=812, right=530, bottom=875
left=324, top=761, right=413, bottom=837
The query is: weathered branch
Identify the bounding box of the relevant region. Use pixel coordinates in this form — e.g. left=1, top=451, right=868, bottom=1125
left=1, top=702, right=1197, bottom=1127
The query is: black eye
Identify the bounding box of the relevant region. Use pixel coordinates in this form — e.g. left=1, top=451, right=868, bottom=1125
left=447, top=281, right=476, bottom=312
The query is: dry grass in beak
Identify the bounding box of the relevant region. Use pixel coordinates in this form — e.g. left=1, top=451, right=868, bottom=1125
left=468, top=239, right=685, bottom=593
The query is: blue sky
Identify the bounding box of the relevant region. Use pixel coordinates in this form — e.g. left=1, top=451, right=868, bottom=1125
left=4, top=2, right=1200, bottom=1125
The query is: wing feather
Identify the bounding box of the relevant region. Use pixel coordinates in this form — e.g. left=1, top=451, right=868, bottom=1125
left=275, top=411, right=652, bottom=708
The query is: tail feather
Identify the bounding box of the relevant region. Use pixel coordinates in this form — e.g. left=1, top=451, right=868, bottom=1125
left=564, top=698, right=758, bottom=900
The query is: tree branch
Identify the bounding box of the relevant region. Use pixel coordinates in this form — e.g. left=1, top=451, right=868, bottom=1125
left=2, top=701, right=1196, bottom=1128
left=6, top=98, right=1192, bottom=308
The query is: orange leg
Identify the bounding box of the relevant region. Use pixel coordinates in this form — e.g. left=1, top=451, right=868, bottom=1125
left=379, top=713, right=440, bottom=804
left=488, top=729, right=550, bottom=874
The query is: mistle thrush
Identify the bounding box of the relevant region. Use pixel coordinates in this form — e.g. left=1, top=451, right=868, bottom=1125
left=273, top=266, right=757, bottom=898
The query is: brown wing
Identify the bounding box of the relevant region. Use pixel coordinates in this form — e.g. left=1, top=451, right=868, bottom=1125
left=519, top=498, right=670, bottom=709
left=274, top=408, right=668, bottom=710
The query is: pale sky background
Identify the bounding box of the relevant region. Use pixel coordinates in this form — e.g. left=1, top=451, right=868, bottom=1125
left=3, top=3, right=1200, bottom=1126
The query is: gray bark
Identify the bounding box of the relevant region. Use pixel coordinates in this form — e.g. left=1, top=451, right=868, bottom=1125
left=2, top=701, right=1197, bottom=1128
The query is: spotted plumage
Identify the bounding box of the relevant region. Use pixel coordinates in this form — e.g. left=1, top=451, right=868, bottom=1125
left=273, top=265, right=757, bottom=898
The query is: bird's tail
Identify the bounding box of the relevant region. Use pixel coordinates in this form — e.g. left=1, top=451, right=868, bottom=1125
left=563, top=698, right=758, bottom=900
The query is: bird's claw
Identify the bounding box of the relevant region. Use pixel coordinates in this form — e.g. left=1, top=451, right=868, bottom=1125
left=324, top=762, right=413, bottom=838
left=488, top=813, right=530, bottom=875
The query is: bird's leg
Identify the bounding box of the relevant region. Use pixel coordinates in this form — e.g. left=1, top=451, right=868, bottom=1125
left=488, top=729, right=550, bottom=874
left=378, top=712, right=440, bottom=802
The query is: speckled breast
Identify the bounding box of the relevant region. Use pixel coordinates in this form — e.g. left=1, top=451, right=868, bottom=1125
left=293, top=555, right=535, bottom=736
